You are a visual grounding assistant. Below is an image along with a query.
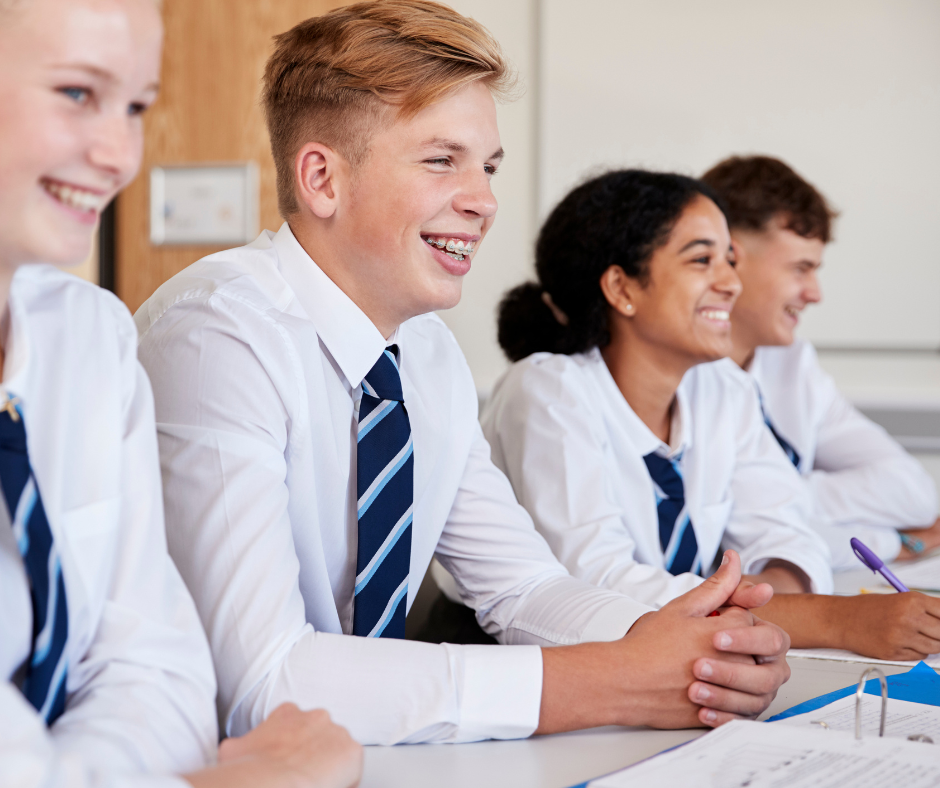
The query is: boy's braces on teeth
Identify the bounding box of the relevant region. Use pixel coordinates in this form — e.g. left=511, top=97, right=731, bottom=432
left=424, top=236, right=475, bottom=261
left=42, top=179, right=106, bottom=213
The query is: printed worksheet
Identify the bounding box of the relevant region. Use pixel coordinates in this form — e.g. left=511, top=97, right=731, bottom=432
left=589, top=720, right=940, bottom=788
left=776, top=692, right=940, bottom=739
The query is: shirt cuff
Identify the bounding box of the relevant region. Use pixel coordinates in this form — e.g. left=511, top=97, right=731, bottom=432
left=579, top=595, right=653, bottom=642
left=743, top=551, right=834, bottom=595
left=450, top=644, right=542, bottom=742
left=812, top=522, right=903, bottom=572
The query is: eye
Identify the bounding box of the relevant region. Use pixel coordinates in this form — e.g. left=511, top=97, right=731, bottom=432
left=59, top=86, right=91, bottom=104
left=425, top=157, right=451, bottom=167
left=484, top=163, right=499, bottom=176
left=128, top=102, right=149, bottom=117
left=692, top=255, right=711, bottom=265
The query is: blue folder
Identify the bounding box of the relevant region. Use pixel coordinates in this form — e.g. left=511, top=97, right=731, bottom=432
left=767, top=660, right=940, bottom=721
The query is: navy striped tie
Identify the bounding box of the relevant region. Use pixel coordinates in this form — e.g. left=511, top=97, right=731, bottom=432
left=353, top=346, right=413, bottom=639
left=0, top=399, right=69, bottom=724
left=643, top=452, right=700, bottom=576
left=756, top=389, right=801, bottom=469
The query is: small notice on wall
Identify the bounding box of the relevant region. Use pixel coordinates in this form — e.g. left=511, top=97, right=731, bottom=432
left=150, top=163, right=259, bottom=246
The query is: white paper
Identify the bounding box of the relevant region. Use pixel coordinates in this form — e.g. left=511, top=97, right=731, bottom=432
left=589, top=720, right=940, bottom=788
left=777, top=693, right=940, bottom=739
left=787, top=647, right=940, bottom=669
left=892, top=554, right=940, bottom=592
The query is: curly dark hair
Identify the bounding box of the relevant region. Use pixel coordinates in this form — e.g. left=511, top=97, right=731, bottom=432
left=497, top=169, right=725, bottom=362
left=701, top=155, right=837, bottom=242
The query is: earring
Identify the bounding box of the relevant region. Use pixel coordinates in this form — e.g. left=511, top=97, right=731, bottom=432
left=625, top=304, right=634, bottom=314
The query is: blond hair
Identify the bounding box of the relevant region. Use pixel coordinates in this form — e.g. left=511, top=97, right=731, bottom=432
left=262, top=0, right=513, bottom=217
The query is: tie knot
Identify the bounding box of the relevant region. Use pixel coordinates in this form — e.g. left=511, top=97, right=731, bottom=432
left=643, top=451, right=685, bottom=500
left=362, top=346, right=403, bottom=402
left=0, top=408, right=27, bottom=453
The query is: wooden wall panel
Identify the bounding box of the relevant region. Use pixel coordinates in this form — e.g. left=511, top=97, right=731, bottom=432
left=116, top=0, right=345, bottom=312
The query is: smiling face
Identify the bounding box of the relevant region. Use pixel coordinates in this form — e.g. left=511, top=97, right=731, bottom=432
left=729, top=215, right=824, bottom=365
left=0, top=0, right=162, bottom=269
left=615, top=195, right=741, bottom=371
left=293, top=80, right=502, bottom=336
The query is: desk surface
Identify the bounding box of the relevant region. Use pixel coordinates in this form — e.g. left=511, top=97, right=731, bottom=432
left=359, top=657, right=911, bottom=788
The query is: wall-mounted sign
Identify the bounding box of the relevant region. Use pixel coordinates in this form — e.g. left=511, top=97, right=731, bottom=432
left=150, top=162, right=259, bottom=246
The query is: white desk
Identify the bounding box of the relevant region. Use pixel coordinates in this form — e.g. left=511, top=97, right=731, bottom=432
left=360, top=657, right=912, bottom=788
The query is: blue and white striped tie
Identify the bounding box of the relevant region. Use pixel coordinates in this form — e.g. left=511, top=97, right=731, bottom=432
left=353, top=346, right=413, bottom=639
left=643, top=451, right=701, bottom=576
left=0, top=398, right=69, bottom=724
left=756, top=388, right=801, bottom=470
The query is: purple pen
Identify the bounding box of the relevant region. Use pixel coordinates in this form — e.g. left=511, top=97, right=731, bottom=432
left=850, top=537, right=910, bottom=593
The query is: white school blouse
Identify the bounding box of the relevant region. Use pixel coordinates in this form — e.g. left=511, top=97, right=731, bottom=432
left=480, top=349, right=834, bottom=609
left=0, top=265, right=217, bottom=788
left=135, top=223, right=651, bottom=746
left=747, top=342, right=938, bottom=568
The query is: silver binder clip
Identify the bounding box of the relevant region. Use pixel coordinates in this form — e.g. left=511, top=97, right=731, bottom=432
left=855, top=667, right=887, bottom=740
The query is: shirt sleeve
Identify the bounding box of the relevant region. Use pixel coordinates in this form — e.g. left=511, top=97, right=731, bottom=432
left=138, top=296, right=580, bottom=746
left=0, top=683, right=187, bottom=788
left=721, top=382, right=834, bottom=594
left=22, top=310, right=218, bottom=784
left=479, top=359, right=703, bottom=610
left=435, top=422, right=656, bottom=641
left=807, top=354, right=938, bottom=543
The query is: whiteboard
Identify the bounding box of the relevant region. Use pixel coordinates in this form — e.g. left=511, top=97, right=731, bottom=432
left=539, top=0, right=940, bottom=348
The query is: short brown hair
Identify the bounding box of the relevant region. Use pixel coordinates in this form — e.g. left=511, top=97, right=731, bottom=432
left=263, top=0, right=513, bottom=217
left=701, top=155, right=837, bottom=243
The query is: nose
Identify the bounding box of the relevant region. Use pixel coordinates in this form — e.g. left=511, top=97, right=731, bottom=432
left=715, top=257, right=743, bottom=301
left=803, top=270, right=823, bottom=304
left=453, top=168, right=498, bottom=221
left=87, top=113, right=143, bottom=188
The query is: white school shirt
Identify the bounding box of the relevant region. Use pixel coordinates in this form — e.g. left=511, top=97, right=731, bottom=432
left=479, top=349, right=834, bottom=609
left=134, top=223, right=651, bottom=746
left=747, top=341, right=938, bottom=568
left=0, top=265, right=217, bottom=788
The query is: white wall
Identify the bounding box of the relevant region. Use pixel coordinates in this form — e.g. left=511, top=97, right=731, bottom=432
left=437, top=0, right=539, bottom=394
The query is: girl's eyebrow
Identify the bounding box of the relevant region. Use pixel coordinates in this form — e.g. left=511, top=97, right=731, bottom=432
left=50, top=62, right=115, bottom=82
left=50, top=61, right=159, bottom=93
left=678, top=238, right=715, bottom=253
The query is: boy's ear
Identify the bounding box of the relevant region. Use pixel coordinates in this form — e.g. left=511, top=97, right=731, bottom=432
left=295, top=142, right=344, bottom=219
left=600, top=265, right=638, bottom=318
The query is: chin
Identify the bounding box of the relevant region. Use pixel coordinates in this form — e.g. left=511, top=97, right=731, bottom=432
left=423, top=280, right=464, bottom=314
left=771, top=327, right=797, bottom=347
left=20, top=223, right=95, bottom=268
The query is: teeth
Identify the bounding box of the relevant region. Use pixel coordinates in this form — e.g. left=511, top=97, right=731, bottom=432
left=43, top=179, right=105, bottom=213
left=702, top=309, right=730, bottom=321
left=424, top=236, right=475, bottom=255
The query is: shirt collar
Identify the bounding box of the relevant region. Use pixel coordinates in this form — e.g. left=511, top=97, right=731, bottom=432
left=590, top=347, right=691, bottom=459
left=2, top=269, right=31, bottom=397
left=273, top=222, right=389, bottom=389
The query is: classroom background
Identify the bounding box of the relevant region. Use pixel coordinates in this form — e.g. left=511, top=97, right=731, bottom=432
left=72, top=0, right=940, bottom=486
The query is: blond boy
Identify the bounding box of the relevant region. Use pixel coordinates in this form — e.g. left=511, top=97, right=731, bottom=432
left=137, top=1, right=791, bottom=745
